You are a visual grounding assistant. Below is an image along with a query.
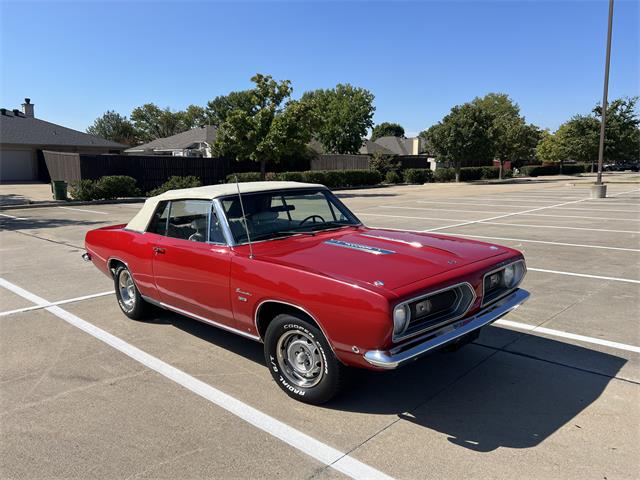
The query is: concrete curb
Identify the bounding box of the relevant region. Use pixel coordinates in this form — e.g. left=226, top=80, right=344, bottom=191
left=0, top=197, right=147, bottom=211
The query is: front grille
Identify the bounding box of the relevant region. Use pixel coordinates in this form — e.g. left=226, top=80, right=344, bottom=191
left=396, top=283, right=476, bottom=341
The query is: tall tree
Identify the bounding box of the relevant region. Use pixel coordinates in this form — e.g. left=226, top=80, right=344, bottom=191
left=371, top=122, right=405, bottom=141
left=206, top=90, right=255, bottom=126
left=593, top=97, right=640, bottom=163
left=212, top=74, right=317, bottom=177
left=422, top=103, right=494, bottom=182
left=472, top=93, right=541, bottom=177
left=301, top=84, right=375, bottom=154
left=86, top=111, right=137, bottom=145
left=181, top=104, right=208, bottom=129
left=130, top=103, right=186, bottom=142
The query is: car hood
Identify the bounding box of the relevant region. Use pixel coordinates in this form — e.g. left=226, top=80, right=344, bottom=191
left=251, top=227, right=510, bottom=291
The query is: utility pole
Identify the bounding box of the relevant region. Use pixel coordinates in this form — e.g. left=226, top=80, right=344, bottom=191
left=593, top=0, right=614, bottom=198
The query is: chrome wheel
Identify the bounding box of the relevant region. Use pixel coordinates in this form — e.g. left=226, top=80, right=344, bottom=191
left=118, top=270, right=136, bottom=311
left=276, top=330, right=325, bottom=388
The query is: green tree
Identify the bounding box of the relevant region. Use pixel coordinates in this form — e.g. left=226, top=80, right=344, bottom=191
left=181, top=104, right=208, bottom=129
left=212, top=74, right=317, bottom=178
left=371, top=122, right=405, bottom=141
left=205, top=90, right=255, bottom=126
left=472, top=93, right=541, bottom=177
left=421, top=103, right=494, bottom=182
left=593, top=97, right=640, bottom=164
left=301, top=84, right=375, bottom=154
left=86, top=111, right=137, bottom=145
left=130, top=103, right=187, bottom=142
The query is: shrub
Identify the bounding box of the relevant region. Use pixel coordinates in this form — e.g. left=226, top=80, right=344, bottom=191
left=403, top=168, right=433, bottom=184
left=520, top=165, right=561, bottom=177
left=385, top=170, right=401, bottom=184
left=276, top=171, right=305, bottom=182
left=148, top=176, right=202, bottom=196
left=95, top=176, right=141, bottom=200
left=434, top=168, right=456, bottom=182
left=562, top=164, right=588, bottom=175
left=226, top=172, right=263, bottom=183
left=369, top=153, right=399, bottom=176
left=69, top=179, right=100, bottom=201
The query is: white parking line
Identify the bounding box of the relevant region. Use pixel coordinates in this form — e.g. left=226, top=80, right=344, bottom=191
left=0, top=290, right=114, bottom=317
left=526, top=268, right=640, bottom=284
left=495, top=319, right=640, bottom=353
left=429, top=232, right=640, bottom=253
left=0, top=212, right=26, bottom=220
left=357, top=212, right=473, bottom=222
left=0, top=277, right=393, bottom=480
left=59, top=206, right=108, bottom=215
left=377, top=205, right=640, bottom=221
left=416, top=200, right=639, bottom=213
left=478, top=221, right=638, bottom=234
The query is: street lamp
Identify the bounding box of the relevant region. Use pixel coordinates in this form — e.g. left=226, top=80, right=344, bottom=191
left=592, top=0, right=615, bottom=199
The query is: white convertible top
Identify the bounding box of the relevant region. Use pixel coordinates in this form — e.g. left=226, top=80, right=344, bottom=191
left=125, top=181, right=325, bottom=232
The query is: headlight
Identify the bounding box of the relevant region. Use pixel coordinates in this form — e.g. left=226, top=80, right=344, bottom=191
left=393, top=304, right=410, bottom=337
left=503, top=264, right=516, bottom=287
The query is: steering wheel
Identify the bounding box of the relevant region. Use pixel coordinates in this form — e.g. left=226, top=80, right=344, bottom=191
left=299, top=215, right=325, bottom=226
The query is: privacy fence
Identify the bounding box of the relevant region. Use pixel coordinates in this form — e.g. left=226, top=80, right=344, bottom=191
left=43, top=151, right=432, bottom=191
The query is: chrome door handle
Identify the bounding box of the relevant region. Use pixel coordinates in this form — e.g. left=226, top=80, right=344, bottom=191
left=153, top=247, right=166, bottom=254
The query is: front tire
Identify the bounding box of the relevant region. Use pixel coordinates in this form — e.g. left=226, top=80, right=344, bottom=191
left=264, top=314, right=346, bottom=404
left=114, top=265, right=148, bottom=320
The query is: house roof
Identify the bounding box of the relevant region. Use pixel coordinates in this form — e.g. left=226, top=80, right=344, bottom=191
left=0, top=110, right=126, bottom=148
left=358, top=139, right=395, bottom=155
left=125, top=125, right=217, bottom=153
left=125, top=181, right=324, bottom=232
left=372, top=136, right=415, bottom=155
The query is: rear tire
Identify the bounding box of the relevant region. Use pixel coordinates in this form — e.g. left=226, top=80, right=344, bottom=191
left=114, top=265, right=148, bottom=320
left=264, top=314, right=347, bottom=404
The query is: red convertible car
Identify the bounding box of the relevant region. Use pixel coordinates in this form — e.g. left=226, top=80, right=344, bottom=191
left=84, top=181, right=529, bottom=404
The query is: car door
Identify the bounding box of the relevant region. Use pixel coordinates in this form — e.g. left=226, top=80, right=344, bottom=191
left=150, top=199, right=235, bottom=327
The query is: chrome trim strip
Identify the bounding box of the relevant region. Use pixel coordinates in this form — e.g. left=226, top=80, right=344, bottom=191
left=360, top=233, right=423, bottom=248
left=324, top=239, right=395, bottom=255
left=143, top=295, right=261, bottom=341
left=365, top=288, right=530, bottom=369
left=253, top=299, right=339, bottom=358
left=392, top=281, right=477, bottom=343
left=481, top=259, right=527, bottom=307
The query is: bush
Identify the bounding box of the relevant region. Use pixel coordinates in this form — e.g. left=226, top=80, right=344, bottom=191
left=385, top=170, right=401, bottom=184
left=369, top=153, right=399, bottom=176
left=403, top=168, right=433, bottom=184
left=69, top=179, right=100, bottom=201
left=562, top=164, right=588, bottom=175
left=276, top=171, right=305, bottom=182
left=69, top=176, right=140, bottom=200
left=148, top=176, right=202, bottom=196
left=520, top=165, right=561, bottom=177
left=95, top=176, right=141, bottom=200
left=226, top=172, right=263, bottom=183
left=433, top=168, right=456, bottom=182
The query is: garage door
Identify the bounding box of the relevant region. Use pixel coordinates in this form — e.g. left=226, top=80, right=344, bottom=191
left=0, top=150, right=35, bottom=181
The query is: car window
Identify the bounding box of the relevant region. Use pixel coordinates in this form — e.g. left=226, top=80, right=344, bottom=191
left=209, top=207, right=226, bottom=244
left=167, top=200, right=210, bottom=243
left=147, top=201, right=170, bottom=235
left=220, top=189, right=359, bottom=243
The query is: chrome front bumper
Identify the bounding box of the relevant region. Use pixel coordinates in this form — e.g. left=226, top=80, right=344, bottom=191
left=364, top=288, right=530, bottom=369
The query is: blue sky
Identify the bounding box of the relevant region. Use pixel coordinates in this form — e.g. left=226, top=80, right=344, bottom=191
left=1, top=1, right=638, bottom=135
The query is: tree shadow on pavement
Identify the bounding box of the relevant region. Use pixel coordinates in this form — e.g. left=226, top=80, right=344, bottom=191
left=0, top=216, right=105, bottom=231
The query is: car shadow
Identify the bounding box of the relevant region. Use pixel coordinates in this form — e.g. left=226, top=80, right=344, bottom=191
left=146, top=311, right=626, bottom=453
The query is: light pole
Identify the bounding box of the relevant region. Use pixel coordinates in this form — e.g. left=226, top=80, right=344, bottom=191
left=593, top=0, right=614, bottom=198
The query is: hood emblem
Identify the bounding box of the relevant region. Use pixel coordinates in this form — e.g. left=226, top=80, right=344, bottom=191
left=448, top=259, right=457, bottom=264
left=324, top=239, right=395, bottom=255
left=373, top=280, right=385, bottom=286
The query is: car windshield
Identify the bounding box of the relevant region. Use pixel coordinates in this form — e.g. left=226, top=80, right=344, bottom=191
left=220, top=188, right=361, bottom=243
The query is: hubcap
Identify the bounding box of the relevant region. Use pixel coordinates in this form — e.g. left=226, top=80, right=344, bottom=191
left=118, top=270, right=136, bottom=310
left=276, top=330, right=324, bottom=388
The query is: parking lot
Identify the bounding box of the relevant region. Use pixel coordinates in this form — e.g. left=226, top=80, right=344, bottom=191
left=1, top=177, right=639, bottom=479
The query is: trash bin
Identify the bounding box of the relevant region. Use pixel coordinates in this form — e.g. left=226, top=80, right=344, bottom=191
left=51, top=180, right=68, bottom=200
